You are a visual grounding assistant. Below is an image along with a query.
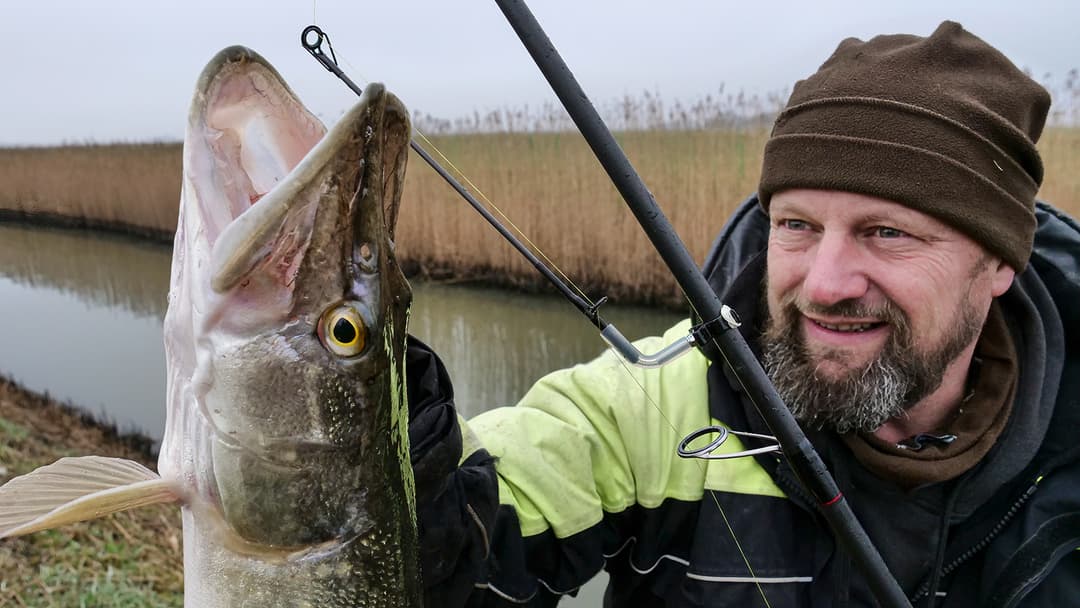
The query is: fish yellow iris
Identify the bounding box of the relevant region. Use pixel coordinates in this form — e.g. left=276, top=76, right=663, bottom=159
left=319, top=305, right=367, bottom=357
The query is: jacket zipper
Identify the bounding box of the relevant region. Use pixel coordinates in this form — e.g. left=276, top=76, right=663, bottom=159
left=777, top=462, right=1041, bottom=606
left=910, top=482, right=1039, bottom=604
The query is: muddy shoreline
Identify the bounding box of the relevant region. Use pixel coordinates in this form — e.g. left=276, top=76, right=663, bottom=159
left=0, top=374, right=159, bottom=462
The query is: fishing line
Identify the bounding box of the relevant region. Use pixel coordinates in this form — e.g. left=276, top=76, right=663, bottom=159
left=394, top=44, right=770, bottom=601
left=609, top=353, right=773, bottom=607
left=408, top=129, right=594, bottom=306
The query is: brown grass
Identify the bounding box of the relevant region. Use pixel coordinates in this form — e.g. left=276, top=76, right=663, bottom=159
left=0, top=127, right=1077, bottom=307
left=1039, top=127, right=1080, bottom=207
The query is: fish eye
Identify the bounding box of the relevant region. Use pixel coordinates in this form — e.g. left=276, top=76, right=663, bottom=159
left=318, top=304, right=367, bottom=357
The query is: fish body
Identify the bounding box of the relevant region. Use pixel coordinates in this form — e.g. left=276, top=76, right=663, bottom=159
left=0, top=46, right=420, bottom=607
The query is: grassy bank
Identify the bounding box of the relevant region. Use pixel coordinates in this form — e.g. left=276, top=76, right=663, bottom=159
left=0, top=378, right=182, bottom=607
left=1, top=128, right=1078, bottom=306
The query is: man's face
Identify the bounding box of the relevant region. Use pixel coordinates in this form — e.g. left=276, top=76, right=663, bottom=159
left=763, top=189, right=1015, bottom=433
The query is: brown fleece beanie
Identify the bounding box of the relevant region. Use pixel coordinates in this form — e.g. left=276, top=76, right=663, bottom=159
left=758, top=21, right=1051, bottom=270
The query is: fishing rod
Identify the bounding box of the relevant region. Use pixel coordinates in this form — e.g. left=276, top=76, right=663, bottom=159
left=491, top=2, right=912, bottom=607
left=302, top=25, right=694, bottom=369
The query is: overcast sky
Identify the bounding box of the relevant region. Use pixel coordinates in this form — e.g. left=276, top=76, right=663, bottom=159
left=1, top=1, right=1076, bottom=145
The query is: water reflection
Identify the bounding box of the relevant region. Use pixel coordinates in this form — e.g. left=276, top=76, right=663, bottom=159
left=411, top=283, right=681, bottom=418
left=0, top=224, right=170, bottom=319
left=0, top=224, right=170, bottom=439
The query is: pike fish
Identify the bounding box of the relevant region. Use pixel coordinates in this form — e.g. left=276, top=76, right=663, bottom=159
left=0, top=46, right=421, bottom=607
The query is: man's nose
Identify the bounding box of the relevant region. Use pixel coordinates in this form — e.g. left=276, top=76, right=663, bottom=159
left=801, top=233, right=870, bottom=305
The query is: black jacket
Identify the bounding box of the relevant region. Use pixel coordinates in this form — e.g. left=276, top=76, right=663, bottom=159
left=409, top=197, right=1080, bottom=607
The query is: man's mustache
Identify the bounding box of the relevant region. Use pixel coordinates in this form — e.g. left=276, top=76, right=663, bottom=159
left=775, top=294, right=908, bottom=329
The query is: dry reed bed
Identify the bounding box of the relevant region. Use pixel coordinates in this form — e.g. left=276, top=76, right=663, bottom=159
left=1, top=128, right=1077, bottom=306
left=0, top=144, right=179, bottom=239
left=397, top=129, right=768, bottom=305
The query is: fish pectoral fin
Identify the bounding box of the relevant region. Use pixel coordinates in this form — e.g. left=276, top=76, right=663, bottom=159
left=0, top=455, right=181, bottom=539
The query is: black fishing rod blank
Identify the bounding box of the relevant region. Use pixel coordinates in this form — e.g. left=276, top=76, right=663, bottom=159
left=491, top=2, right=913, bottom=607
left=302, top=25, right=697, bottom=368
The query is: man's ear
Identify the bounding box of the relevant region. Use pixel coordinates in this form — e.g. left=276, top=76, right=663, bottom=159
left=991, top=258, right=1016, bottom=297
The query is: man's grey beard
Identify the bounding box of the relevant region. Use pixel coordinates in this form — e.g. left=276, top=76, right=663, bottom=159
left=761, top=295, right=982, bottom=434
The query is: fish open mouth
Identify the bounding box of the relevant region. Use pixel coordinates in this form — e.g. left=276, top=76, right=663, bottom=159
left=152, top=45, right=418, bottom=574
left=185, top=47, right=325, bottom=256
left=181, top=44, right=412, bottom=441
left=183, top=46, right=410, bottom=302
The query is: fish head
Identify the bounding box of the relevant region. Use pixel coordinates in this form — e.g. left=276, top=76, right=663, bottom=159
left=161, top=46, right=414, bottom=550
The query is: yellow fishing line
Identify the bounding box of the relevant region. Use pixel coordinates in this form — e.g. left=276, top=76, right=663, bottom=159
left=412, top=98, right=770, bottom=601
left=610, top=353, right=774, bottom=608
left=405, top=73, right=769, bottom=606
left=410, top=130, right=594, bottom=307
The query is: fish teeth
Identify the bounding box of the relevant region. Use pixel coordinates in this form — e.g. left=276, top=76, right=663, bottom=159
left=817, top=321, right=876, bottom=332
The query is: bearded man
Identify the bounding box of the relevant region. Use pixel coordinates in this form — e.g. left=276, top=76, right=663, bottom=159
left=404, top=20, right=1080, bottom=608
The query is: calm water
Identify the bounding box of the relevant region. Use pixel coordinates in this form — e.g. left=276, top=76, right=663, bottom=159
left=0, top=222, right=685, bottom=605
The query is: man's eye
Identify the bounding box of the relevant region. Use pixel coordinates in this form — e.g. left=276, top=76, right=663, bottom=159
left=875, top=226, right=907, bottom=239
left=781, top=219, right=811, bottom=231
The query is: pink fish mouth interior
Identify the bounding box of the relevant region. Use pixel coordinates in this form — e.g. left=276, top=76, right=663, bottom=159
left=192, top=56, right=326, bottom=250
left=183, top=50, right=333, bottom=299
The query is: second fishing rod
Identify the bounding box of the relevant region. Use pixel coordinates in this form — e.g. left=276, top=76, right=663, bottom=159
left=491, top=1, right=913, bottom=607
